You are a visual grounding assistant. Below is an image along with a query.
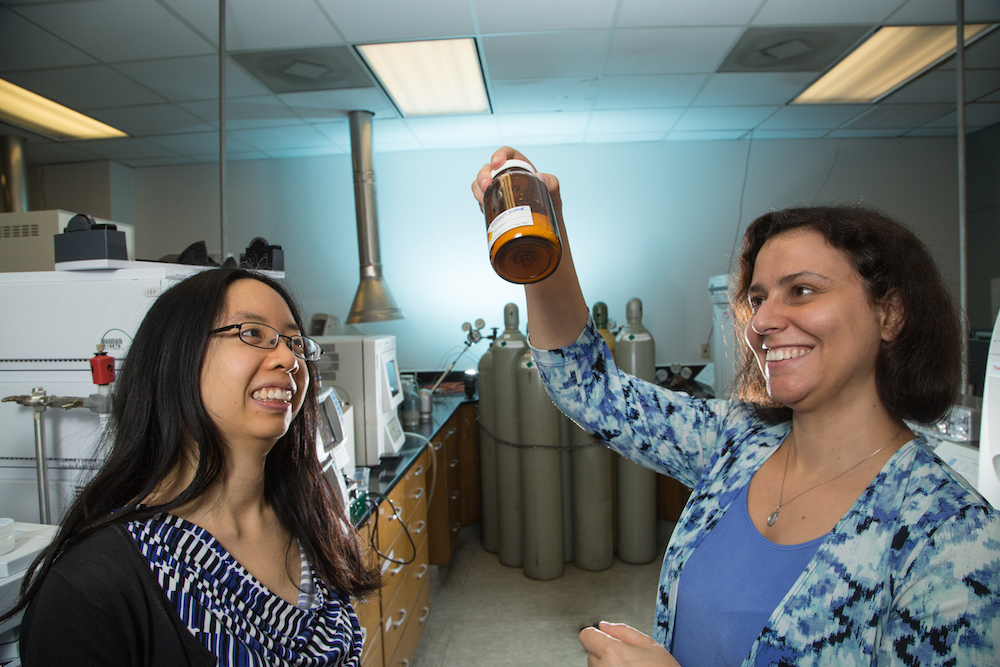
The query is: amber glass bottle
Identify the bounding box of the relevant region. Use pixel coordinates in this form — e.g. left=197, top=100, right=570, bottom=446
left=483, top=159, right=563, bottom=284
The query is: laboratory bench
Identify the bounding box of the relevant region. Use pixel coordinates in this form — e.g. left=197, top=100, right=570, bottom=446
left=352, top=392, right=479, bottom=667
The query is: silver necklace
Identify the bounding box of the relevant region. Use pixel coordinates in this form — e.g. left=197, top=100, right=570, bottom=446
left=766, top=427, right=903, bottom=527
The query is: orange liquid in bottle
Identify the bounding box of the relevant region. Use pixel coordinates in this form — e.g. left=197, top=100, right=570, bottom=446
left=484, top=164, right=562, bottom=284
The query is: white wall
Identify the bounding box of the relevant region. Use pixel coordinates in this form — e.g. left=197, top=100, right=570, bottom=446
left=132, top=137, right=959, bottom=373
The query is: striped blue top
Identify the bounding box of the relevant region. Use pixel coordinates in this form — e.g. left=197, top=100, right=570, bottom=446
left=127, top=513, right=362, bottom=667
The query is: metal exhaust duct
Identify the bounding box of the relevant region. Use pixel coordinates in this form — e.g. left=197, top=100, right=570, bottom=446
left=1, top=135, right=29, bottom=213
left=345, top=110, right=403, bottom=324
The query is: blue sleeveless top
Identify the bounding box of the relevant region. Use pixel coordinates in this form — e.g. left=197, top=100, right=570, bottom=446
left=671, top=483, right=825, bottom=666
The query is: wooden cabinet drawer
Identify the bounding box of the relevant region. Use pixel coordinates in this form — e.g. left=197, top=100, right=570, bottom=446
left=360, top=624, right=383, bottom=667
left=353, top=593, right=382, bottom=650
left=385, top=581, right=430, bottom=667
left=380, top=510, right=427, bottom=611
left=381, top=537, right=431, bottom=661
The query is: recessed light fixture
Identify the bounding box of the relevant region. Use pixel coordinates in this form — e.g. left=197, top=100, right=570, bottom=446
left=0, top=78, right=127, bottom=140
left=795, top=24, right=996, bottom=104
left=356, top=38, right=490, bottom=117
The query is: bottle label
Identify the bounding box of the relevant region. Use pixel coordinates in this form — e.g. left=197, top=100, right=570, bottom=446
left=616, top=331, right=653, bottom=343
left=487, top=205, right=534, bottom=252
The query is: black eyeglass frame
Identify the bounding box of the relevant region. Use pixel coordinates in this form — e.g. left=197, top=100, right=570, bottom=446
left=208, top=322, right=324, bottom=361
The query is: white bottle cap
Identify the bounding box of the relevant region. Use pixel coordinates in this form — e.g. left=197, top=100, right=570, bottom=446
left=491, top=159, right=535, bottom=178
left=0, top=518, right=14, bottom=556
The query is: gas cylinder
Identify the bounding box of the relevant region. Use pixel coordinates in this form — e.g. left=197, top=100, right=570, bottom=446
left=613, top=297, right=658, bottom=564
left=516, top=349, right=564, bottom=580
left=570, top=421, right=614, bottom=571
left=593, top=301, right=616, bottom=357
left=477, top=341, right=498, bottom=554
left=492, top=303, right=528, bottom=567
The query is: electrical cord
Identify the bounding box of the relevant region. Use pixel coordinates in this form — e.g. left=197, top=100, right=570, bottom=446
left=364, top=489, right=416, bottom=566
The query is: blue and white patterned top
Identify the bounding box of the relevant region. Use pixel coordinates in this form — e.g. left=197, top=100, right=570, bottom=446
left=532, top=317, right=1000, bottom=666
left=127, top=513, right=362, bottom=667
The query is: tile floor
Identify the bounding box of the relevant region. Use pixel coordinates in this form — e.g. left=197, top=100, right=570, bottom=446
left=413, top=521, right=675, bottom=667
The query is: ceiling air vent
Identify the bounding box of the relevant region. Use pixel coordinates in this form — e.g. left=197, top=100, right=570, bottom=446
left=231, top=46, right=376, bottom=94
left=718, top=26, right=872, bottom=73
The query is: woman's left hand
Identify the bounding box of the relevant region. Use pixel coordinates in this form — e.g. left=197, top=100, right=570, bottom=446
left=579, top=622, right=681, bottom=667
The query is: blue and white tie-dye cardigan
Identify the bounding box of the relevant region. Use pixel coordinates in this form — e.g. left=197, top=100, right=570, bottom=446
left=532, top=318, right=1000, bottom=666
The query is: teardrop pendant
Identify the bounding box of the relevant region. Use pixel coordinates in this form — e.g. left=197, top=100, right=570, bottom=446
left=767, top=510, right=779, bottom=526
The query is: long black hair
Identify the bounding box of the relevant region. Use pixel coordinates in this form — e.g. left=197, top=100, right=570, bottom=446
left=730, top=205, right=963, bottom=424
left=2, top=268, right=380, bottom=623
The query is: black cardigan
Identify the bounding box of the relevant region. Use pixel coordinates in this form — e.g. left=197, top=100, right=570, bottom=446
left=19, top=523, right=217, bottom=666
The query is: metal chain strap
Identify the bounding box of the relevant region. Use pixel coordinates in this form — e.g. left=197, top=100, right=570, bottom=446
left=475, top=414, right=602, bottom=451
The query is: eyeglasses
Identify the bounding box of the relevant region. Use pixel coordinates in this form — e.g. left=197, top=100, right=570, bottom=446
left=209, top=322, right=324, bottom=361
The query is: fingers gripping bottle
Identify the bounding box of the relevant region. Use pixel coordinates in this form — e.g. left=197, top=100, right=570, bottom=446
left=483, top=159, right=563, bottom=284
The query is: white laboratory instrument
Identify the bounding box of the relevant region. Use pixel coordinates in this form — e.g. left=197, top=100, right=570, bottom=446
left=315, top=386, right=356, bottom=510
left=0, top=264, right=207, bottom=524
left=314, top=334, right=405, bottom=466
left=910, top=397, right=981, bottom=492
left=0, top=522, right=58, bottom=662
left=708, top=274, right=736, bottom=398
left=0, top=210, right=135, bottom=273
left=979, top=313, right=1000, bottom=508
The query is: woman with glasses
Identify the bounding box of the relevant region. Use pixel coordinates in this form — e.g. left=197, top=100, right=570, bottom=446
left=7, top=268, right=380, bottom=666
left=472, top=147, right=999, bottom=666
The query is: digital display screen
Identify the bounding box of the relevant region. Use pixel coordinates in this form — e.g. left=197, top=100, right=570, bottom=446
left=385, top=359, right=400, bottom=396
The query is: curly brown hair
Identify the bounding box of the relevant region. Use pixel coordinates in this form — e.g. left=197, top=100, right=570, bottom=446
left=729, top=205, right=962, bottom=424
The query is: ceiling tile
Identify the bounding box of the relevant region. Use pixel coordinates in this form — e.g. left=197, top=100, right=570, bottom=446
left=88, top=104, right=214, bottom=136
left=4, top=66, right=165, bottom=110
left=585, top=132, right=668, bottom=143
left=845, top=104, right=952, bottom=129
left=595, top=74, right=707, bottom=109
left=587, top=108, right=684, bottom=134
left=62, top=137, right=182, bottom=161
left=193, top=150, right=269, bottom=163
left=278, top=89, right=398, bottom=121
left=617, top=0, right=765, bottom=27
left=145, top=131, right=255, bottom=156
left=923, top=102, right=1000, bottom=128
left=121, top=156, right=198, bottom=168
left=754, top=0, right=905, bottom=25
left=311, top=121, right=349, bottom=146
left=825, top=128, right=906, bottom=137
left=982, top=89, right=1000, bottom=102
left=886, top=0, right=1000, bottom=24
left=179, top=96, right=300, bottom=129
left=673, top=105, right=779, bottom=131
left=490, top=78, right=599, bottom=113
left=749, top=129, right=830, bottom=139
left=904, top=127, right=962, bottom=137
left=14, top=0, right=214, bottom=62
left=482, top=32, right=609, bottom=79
left=0, top=7, right=96, bottom=72
left=666, top=130, right=749, bottom=140
left=226, top=0, right=342, bottom=52
left=496, top=111, right=592, bottom=136
left=23, top=141, right=104, bottom=165
left=474, top=0, right=617, bottom=33
left=884, top=69, right=1000, bottom=104
left=368, top=118, right=421, bottom=151
left=605, top=27, right=743, bottom=75
left=228, top=124, right=333, bottom=151
left=158, top=0, right=218, bottom=46
left=693, top=72, right=816, bottom=106
left=758, top=104, right=870, bottom=129
left=503, top=133, right=585, bottom=146
left=113, top=57, right=267, bottom=103
left=317, top=0, right=474, bottom=42
left=263, top=146, right=347, bottom=159
left=403, top=114, right=501, bottom=143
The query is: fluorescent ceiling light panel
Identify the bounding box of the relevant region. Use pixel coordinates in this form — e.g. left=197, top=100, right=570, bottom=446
left=795, top=24, right=995, bottom=104
left=358, top=39, right=489, bottom=116
left=0, top=78, right=128, bottom=140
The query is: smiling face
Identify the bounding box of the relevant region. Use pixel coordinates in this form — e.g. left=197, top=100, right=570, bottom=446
left=199, top=278, right=309, bottom=453
left=744, top=229, right=892, bottom=415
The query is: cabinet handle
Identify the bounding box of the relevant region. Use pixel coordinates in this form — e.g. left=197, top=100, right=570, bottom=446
left=361, top=626, right=368, bottom=645
left=390, top=562, right=405, bottom=575
left=393, top=608, right=408, bottom=629
left=402, top=660, right=410, bottom=667
left=448, top=459, right=459, bottom=469
left=418, top=607, right=430, bottom=624
left=416, top=564, right=428, bottom=579
left=446, top=427, right=458, bottom=437
left=413, top=465, right=424, bottom=477
left=451, top=521, right=461, bottom=532
left=380, top=551, right=395, bottom=574
left=411, top=487, right=425, bottom=501
left=450, top=491, right=460, bottom=501
left=413, top=520, right=426, bottom=534
left=433, top=441, right=444, bottom=451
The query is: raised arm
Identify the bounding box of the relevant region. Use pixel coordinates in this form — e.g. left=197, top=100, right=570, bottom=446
left=472, top=147, right=588, bottom=350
